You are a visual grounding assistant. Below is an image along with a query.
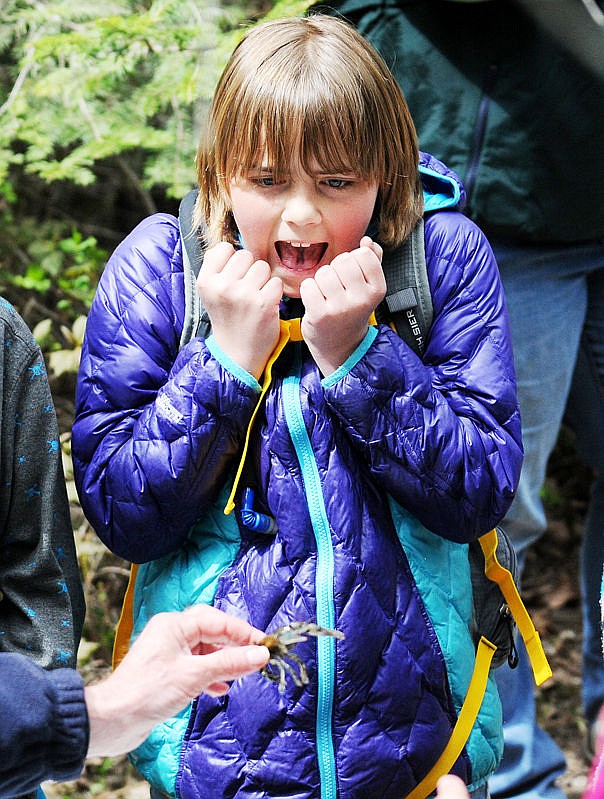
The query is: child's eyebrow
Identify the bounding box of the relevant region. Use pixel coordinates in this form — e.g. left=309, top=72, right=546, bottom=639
left=253, top=165, right=357, bottom=174
left=247, top=164, right=287, bottom=174
left=243, top=163, right=360, bottom=179
left=316, top=169, right=357, bottom=177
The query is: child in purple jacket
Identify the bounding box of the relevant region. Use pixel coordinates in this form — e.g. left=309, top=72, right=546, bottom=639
left=72, top=15, right=523, bottom=799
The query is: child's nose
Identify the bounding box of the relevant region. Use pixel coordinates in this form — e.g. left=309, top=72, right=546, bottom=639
left=281, top=189, right=321, bottom=227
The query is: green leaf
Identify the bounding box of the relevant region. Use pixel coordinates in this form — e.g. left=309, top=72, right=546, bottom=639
left=0, top=0, right=314, bottom=193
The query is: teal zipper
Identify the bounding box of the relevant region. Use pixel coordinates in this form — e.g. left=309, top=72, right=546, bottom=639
left=282, top=344, right=338, bottom=799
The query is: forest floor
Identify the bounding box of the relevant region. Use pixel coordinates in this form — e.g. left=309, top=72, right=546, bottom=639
left=42, top=394, right=595, bottom=798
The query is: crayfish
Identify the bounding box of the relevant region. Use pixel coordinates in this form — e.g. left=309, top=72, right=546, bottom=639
left=259, top=621, right=344, bottom=693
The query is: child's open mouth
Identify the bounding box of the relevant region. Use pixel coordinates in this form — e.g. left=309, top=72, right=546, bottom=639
left=275, top=240, right=328, bottom=272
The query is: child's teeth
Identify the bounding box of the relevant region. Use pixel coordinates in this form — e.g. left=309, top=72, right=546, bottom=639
left=290, top=241, right=311, bottom=248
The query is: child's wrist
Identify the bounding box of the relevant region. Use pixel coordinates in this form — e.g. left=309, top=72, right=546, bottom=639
left=206, top=335, right=263, bottom=389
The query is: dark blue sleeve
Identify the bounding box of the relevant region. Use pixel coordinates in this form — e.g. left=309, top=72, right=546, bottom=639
left=72, top=216, right=259, bottom=563
left=0, top=653, right=89, bottom=796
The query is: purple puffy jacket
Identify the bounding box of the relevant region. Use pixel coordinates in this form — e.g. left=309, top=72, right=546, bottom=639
left=72, top=153, right=522, bottom=798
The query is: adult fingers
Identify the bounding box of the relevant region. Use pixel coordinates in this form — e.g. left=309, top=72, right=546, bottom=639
left=168, top=605, right=267, bottom=651
left=179, top=644, right=270, bottom=697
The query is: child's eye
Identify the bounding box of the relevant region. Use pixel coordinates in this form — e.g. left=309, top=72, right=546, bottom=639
left=249, top=171, right=286, bottom=188
left=253, top=176, right=277, bottom=187
left=323, top=178, right=352, bottom=189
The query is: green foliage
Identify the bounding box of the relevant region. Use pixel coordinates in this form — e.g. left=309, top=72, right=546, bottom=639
left=0, top=180, right=106, bottom=369
left=0, top=0, right=315, bottom=198
left=0, top=197, right=107, bottom=317
left=35, top=315, right=87, bottom=376
left=12, top=228, right=106, bottom=309
left=0, top=0, right=315, bottom=378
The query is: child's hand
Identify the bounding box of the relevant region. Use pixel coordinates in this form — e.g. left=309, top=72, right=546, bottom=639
left=300, top=237, right=385, bottom=376
left=197, top=242, right=283, bottom=380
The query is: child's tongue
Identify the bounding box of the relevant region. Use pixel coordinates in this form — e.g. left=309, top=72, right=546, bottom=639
left=276, top=241, right=327, bottom=271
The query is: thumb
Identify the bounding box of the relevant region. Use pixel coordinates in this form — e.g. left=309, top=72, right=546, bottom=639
left=183, top=644, right=269, bottom=697
left=436, top=775, right=470, bottom=799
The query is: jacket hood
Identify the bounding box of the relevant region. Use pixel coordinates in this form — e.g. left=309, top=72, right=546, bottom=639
left=419, top=151, right=466, bottom=213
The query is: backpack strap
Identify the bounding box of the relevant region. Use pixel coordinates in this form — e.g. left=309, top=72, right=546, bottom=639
left=478, top=529, right=552, bottom=686
left=403, top=635, right=497, bottom=799
left=403, top=528, right=552, bottom=799
left=112, top=563, right=139, bottom=669
left=178, top=189, right=211, bottom=348
left=377, top=218, right=432, bottom=357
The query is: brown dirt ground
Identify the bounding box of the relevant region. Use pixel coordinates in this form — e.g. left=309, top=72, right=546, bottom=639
left=525, top=517, right=590, bottom=799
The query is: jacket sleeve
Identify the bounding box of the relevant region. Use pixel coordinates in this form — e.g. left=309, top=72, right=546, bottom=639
left=71, top=215, right=260, bottom=564
left=0, top=300, right=85, bottom=669
left=0, top=653, right=88, bottom=796
left=322, top=212, right=523, bottom=542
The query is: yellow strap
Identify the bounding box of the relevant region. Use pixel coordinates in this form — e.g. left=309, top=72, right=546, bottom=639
left=112, top=563, right=139, bottom=670
left=479, top=530, right=552, bottom=686
left=404, top=636, right=497, bottom=799
left=224, top=318, right=303, bottom=515
left=225, top=312, right=379, bottom=514
left=405, top=530, right=552, bottom=799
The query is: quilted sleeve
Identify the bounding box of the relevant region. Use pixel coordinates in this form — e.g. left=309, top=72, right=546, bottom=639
left=71, top=215, right=260, bottom=563
left=322, top=211, right=523, bottom=542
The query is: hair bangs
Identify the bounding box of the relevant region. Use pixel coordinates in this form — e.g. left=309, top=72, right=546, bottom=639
left=298, top=89, right=383, bottom=182
left=198, top=15, right=423, bottom=248
left=221, top=59, right=381, bottom=184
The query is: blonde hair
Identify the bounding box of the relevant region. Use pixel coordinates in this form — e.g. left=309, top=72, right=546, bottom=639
left=196, top=14, right=423, bottom=249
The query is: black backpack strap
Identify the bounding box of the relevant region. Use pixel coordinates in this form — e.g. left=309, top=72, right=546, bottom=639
left=178, top=188, right=211, bottom=348
left=376, top=218, right=432, bottom=357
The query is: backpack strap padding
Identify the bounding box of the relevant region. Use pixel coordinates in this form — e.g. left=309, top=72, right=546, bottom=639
left=178, top=189, right=211, bottom=348
left=380, top=217, right=432, bottom=357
